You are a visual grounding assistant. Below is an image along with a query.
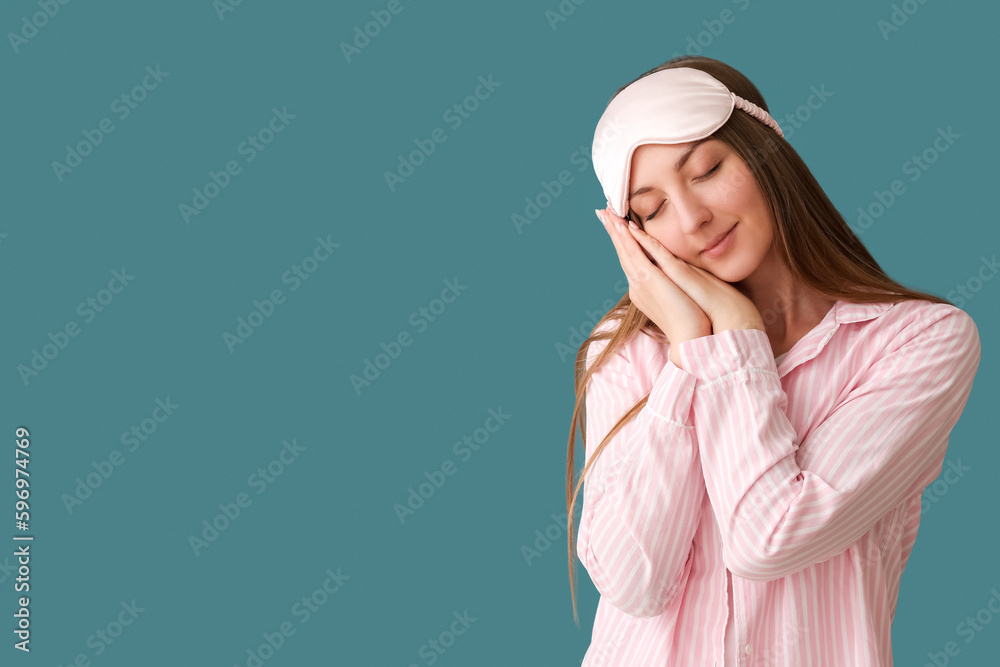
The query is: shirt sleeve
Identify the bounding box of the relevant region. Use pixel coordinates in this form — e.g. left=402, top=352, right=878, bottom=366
left=576, top=325, right=705, bottom=618
left=676, top=306, right=981, bottom=582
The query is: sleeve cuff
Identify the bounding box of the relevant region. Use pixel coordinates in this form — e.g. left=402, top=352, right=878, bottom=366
left=646, top=355, right=698, bottom=427
left=678, top=328, right=777, bottom=383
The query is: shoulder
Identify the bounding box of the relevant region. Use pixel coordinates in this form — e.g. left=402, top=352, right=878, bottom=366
left=877, top=299, right=978, bottom=344
left=859, top=299, right=980, bottom=366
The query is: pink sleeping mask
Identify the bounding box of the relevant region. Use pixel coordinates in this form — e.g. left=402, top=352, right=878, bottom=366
left=592, top=67, right=784, bottom=219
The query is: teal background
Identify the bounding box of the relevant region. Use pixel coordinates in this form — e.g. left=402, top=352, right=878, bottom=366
left=2, top=0, right=998, bottom=665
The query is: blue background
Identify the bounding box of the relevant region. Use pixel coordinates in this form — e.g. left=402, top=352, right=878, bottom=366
left=2, top=0, right=998, bottom=665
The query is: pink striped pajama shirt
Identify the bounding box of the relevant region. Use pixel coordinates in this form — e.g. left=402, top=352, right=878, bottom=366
left=577, top=299, right=981, bottom=666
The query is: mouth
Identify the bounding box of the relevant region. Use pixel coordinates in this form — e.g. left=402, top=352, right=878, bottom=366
left=701, top=224, right=737, bottom=256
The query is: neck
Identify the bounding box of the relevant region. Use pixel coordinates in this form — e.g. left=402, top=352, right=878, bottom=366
left=734, top=245, right=836, bottom=346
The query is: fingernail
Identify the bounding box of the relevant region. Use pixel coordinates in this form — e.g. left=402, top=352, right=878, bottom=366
left=628, top=220, right=639, bottom=231
left=595, top=209, right=607, bottom=225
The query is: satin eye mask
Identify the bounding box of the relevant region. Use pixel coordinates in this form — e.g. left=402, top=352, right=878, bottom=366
left=592, top=67, right=784, bottom=219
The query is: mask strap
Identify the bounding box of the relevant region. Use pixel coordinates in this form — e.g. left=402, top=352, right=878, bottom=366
left=731, top=93, right=784, bottom=138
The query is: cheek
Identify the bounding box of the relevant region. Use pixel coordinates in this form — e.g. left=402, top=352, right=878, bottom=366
left=646, top=229, right=686, bottom=258
left=715, top=168, right=756, bottom=208
left=645, top=230, right=677, bottom=254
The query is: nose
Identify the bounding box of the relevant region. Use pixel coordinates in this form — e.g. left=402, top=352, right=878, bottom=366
left=671, top=187, right=712, bottom=235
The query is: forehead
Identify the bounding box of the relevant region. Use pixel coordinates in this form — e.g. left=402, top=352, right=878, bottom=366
left=631, top=138, right=720, bottom=166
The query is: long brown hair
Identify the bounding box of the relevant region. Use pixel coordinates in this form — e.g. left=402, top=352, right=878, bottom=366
left=566, top=55, right=951, bottom=624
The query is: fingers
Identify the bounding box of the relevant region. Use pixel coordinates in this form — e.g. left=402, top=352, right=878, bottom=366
left=597, top=208, right=650, bottom=285
left=602, top=205, right=681, bottom=272
left=599, top=205, right=717, bottom=310
left=596, top=208, right=634, bottom=282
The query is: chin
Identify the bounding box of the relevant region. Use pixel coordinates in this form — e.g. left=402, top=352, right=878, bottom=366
left=700, top=256, right=759, bottom=283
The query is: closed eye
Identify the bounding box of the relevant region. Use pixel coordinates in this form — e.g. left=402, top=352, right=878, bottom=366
left=643, top=161, right=722, bottom=223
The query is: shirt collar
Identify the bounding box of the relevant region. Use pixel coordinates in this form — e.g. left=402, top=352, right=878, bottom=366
left=776, top=299, right=895, bottom=377
left=833, top=299, right=895, bottom=324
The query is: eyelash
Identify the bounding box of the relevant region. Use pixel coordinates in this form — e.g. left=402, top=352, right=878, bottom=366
left=643, top=161, right=722, bottom=223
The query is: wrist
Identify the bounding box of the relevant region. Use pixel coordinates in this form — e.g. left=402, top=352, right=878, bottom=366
left=668, top=330, right=710, bottom=369
left=713, top=319, right=765, bottom=334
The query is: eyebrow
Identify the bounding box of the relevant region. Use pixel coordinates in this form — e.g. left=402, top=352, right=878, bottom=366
left=628, top=138, right=711, bottom=200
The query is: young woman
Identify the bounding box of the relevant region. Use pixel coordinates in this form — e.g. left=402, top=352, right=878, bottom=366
left=565, top=56, right=981, bottom=666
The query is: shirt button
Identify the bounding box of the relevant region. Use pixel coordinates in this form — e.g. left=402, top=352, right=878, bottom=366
left=744, top=644, right=753, bottom=655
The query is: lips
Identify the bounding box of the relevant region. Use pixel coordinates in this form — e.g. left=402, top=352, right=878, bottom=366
left=702, top=224, right=736, bottom=254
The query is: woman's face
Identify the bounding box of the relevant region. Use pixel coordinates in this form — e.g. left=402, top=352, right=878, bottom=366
left=626, top=138, right=774, bottom=283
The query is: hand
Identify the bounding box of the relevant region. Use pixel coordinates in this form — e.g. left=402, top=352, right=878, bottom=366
left=596, top=205, right=711, bottom=360
left=596, top=205, right=765, bottom=364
